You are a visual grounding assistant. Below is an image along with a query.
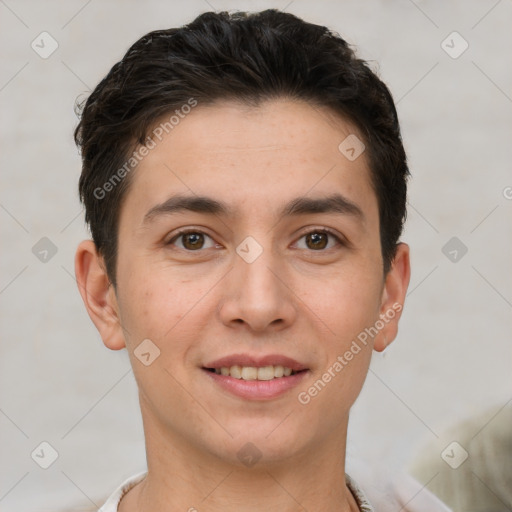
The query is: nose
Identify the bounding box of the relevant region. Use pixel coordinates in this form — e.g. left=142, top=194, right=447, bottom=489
left=217, top=246, right=297, bottom=333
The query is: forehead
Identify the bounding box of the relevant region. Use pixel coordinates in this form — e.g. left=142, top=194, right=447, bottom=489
left=120, top=98, right=377, bottom=225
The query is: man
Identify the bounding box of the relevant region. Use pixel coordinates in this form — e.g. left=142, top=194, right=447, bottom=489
left=74, top=10, right=410, bottom=511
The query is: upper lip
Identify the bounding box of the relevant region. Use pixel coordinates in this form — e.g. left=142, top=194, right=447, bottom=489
left=203, top=354, right=308, bottom=372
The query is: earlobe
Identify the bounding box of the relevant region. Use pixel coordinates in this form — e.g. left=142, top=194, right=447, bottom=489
left=74, top=240, right=126, bottom=351
left=374, top=243, right=411, bottom=352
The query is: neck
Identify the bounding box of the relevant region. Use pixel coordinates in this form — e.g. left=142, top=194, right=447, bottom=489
left=120, top=401, right=360, bottom=512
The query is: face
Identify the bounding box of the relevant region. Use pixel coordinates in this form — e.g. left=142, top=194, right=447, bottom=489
left=77, top=98, right=409, bottom=467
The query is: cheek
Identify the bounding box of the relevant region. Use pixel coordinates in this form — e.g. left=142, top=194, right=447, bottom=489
left=116, top=272, right=179, bottom=346
left=301, top=267, right=382, bottom=341
left=116, top=268, right=217, bottom=358
left=116, top=276, right=195, bottom=404
left=297, top=280, right=378, bottom=419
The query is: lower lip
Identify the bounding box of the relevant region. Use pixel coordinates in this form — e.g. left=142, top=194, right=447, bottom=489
left=202, top=369, right=310, bottom=400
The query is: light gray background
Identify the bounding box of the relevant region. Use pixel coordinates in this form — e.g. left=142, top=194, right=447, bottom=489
left=1, top=0, right=511, bottom=510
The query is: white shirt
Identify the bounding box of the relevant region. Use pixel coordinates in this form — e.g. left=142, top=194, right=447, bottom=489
left=98, top=471, right=375, bottom=511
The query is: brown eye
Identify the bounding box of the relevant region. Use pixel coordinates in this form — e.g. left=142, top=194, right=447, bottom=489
left=182, top=232, right=204, bottom=250
left=169, top=231, right=216, bottom=251
left=305, top=232, right=328, bottom=250
left=294, top=229, right=342, bottom=251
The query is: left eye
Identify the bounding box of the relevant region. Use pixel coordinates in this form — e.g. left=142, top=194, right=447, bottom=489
left=295, top=230, right=340, bottom=251
left=169, top=231, right=216, bottom=251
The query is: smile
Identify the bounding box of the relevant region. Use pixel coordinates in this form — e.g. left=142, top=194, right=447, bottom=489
left=202, top=364, right=310, bottom=400
left=206, top=365, right=298, bottom=380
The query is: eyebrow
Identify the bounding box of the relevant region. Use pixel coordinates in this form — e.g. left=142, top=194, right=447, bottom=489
left=142, top=193, right=364, bottom=225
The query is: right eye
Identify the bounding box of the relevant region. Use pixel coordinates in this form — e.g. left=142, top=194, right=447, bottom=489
left=167, top=230, right=217, bottom=251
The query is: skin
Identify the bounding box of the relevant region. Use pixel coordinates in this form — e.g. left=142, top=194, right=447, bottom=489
left=75, top=98, right=410, bottom=512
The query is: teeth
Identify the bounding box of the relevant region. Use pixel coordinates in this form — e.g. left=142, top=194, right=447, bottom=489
left=230, top=365, right=242, bottom=379
left=257, top=366, right=275, bottom=381
left=213, top=365, right=298, bottom=380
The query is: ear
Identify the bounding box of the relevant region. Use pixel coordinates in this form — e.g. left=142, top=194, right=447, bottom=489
left=74, top=240, right=126, bottom=350
left=374, top=243, right=411, bottom=352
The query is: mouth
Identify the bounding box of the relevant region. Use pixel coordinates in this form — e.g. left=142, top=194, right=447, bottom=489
left=203, top=365, right=305, bottom=380
left=202, top=354, right=310, bottom=400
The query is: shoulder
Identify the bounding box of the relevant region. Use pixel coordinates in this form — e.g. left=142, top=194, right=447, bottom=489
left=98, top=471, right=147, bottom=512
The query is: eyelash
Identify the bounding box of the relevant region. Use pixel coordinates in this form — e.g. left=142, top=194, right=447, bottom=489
left=166, top=227, right=345, bottom=251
